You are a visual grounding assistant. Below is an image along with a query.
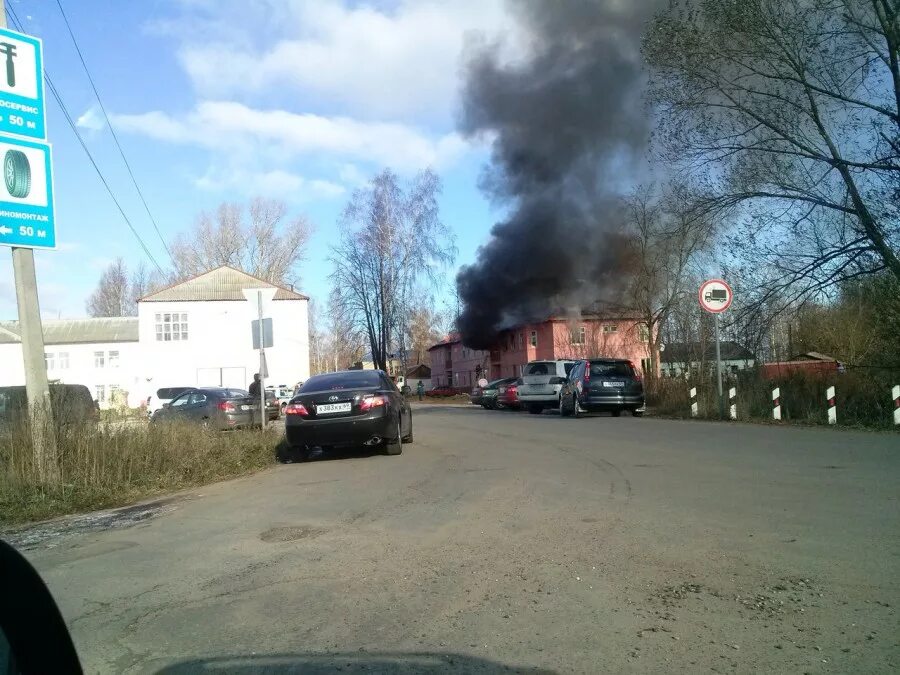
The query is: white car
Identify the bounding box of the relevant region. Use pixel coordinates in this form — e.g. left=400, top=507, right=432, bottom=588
left=267, top=384, right=294, bottom=408
left=146, top=386, right=192, bottom=419
left=516, top=360, right=577, bottom=414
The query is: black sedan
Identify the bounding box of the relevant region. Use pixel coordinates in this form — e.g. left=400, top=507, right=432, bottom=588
left=283, top=370, right=412, bottom=460
left=150, top=387, right=257, bottom=430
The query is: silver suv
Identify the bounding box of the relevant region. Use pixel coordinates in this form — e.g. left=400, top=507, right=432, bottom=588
left=517, top=360, right=577, bottom=414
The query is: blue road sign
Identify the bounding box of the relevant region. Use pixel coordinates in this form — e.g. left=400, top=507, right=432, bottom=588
left=0, top=136, right=55, bottom=249
left=0, top=27, right=45, bottom=140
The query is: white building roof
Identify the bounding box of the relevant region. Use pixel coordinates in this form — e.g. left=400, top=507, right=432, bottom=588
left=0, top=317, right=139, bottom=345
left=140, top=266, right=308, bottom=303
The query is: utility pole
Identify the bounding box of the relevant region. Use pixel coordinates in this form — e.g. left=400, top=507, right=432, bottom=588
left=0, top=0, right=58, bottom=482
left=257, top=290, right=266, bottom=431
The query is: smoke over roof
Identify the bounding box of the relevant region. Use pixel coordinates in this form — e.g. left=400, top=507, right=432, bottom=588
left=455, top=0, right=656, bottom=349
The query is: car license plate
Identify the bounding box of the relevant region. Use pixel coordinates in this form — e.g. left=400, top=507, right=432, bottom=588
left=241, top=404, right=250, bottom=411
left=317, top=402, right=351, bottom=414
left=603, top=381, right=625, bottom=388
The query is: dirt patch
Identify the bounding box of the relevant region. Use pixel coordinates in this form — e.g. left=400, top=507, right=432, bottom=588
left=259, top=525, right=326, bottom=543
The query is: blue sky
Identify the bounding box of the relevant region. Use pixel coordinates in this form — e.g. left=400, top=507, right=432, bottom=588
left=0, top=0, right=522, bottom=320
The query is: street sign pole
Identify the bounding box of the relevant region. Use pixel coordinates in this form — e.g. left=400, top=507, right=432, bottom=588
left=257, top=290, right=266, bottom=431
left=714, top=312, right=724, bottom=419
left=0, top=1, right=57, bottom=481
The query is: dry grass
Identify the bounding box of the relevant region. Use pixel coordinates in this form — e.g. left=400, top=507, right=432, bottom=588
left=647, top=369, right=899, bottom=430
left=0, top=420, right=279, bottom=526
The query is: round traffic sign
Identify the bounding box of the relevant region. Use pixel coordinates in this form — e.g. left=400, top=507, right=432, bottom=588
left=698, top=279, right=733, bottom=313
left=478, top=378, right=488, bottom=388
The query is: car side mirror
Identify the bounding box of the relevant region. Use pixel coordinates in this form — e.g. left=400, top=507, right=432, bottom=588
left=0, top=541, right=83, bottom=672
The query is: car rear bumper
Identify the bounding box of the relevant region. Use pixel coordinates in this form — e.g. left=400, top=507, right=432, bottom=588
left=285, top=410, right=394, bottom=448
left=223, top=411, right=255, bottom=429
left=518, top=389, right=562, bottom=405
left=580, top=393, right=645, bottom=409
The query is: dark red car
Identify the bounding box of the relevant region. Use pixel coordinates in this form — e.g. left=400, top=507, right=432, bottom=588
left=498, top=380, right=521, bottom=410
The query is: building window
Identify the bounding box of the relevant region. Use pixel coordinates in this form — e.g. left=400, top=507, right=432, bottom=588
left=530, top=330, right=537, bottom=347
left=603, top=324, right=619, bottom=334
left=639, top=324, right=650, bottom=343
left=109, top=385, right=121, bottom=405
left=44, top=352, right=55, bottom=371
left=95, top=385, right=106, bottom=404
left=94, top=351, right=105, bottom=368
left=58, top=352, right=69, bottom=369
left=108, top=350, right=120, bottom=368
left=517, top=332, right=523, bottom=349
left=155, top=312, right=189, bottom=341
left=571, top=326, right=586, bottom=345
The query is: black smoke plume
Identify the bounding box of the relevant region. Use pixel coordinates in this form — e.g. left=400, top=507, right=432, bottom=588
left=455, top=0, right=656, bottom=349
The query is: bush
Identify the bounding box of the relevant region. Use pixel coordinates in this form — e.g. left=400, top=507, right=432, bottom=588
left=0, top=421, right=279, bottom=526
left=647, top=368, right=899, bottom=430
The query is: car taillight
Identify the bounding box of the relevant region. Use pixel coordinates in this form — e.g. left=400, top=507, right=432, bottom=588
left=217, top=401, right=236, bottom=412
left=284, top=403, right=309, bottom=416
left=627, top=361, right=642, bottom=381
left=359, top=395, right=387, bottom=411
left=582, top=361, right=591, bottom=384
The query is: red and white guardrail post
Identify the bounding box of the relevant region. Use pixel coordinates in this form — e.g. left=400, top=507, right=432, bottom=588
left=826, top=386, right=837, bottom=425
left=690, top=387, right=698, bottom=417
left=728, top=387, right=737, bottom=420
left=772, top=387, right=781, bottom=421
left=893, top=385, right=899, bottom=426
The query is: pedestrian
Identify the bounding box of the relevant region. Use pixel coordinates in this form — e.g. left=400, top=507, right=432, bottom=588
left=249, top=373, right=261, bottom=398
left=416, top=380, right=425, bottom=401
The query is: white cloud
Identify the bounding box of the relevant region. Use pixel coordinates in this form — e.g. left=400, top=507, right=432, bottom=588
left=76, top=106, right=105, bottom=132
left=193, top=165, right=345, bottom=201
left=169, top=0, right=523, bottom=120
left=112, top=101, right=467, bottom=171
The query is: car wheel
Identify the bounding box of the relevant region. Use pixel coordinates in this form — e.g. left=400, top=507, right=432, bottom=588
left=402, top=412, right=414, bottom=443
left=611, top=409, right=622, bottom=417
left=4, top=149, right=32, bottom=199
left=632, top=409, right=644, bottom=417
left=572, top=394, right=581, bottom=419
left=385, top=417, right=403, bottom=455
left=528, top=405, right=543, bottom=415
left=559, top=395, right=570, bottom=417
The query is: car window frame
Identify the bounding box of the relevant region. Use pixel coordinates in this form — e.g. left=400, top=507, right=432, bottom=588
left=188, top=392, right=208, bottom=406
left=169, top=392, right=193, bottom=408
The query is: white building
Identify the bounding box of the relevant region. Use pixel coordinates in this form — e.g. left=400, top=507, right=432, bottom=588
left=0, top=266, right=310, bottom=408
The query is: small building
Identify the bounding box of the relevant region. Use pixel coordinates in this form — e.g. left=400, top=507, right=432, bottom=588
left=428, top=315, right=652, bottom=390
left=660, top=341, right=755, bottom=377
left=760, top=351, right=842, bottom=379
left=404, top=364, right=432, bottom=392
left=0, top=266, right=311, bottom=408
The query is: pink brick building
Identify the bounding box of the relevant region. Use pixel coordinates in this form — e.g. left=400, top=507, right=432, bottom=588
left=429, top=316, right=652, bottom=390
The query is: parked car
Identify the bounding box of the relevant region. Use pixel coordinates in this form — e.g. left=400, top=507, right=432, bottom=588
left=267, top=384, right=294, bottom=408
left=516, top=360, right=577, bottom=414
left=147, top=386, right=192, bottom=419
left=282, top=369, right=412, bottom=461
left=0, top=384, right=98, bottom=430
left=498, top=380, right=521, bottom=410
left=150, top=387, right=258, bottom=430
left=560, top=359, right=645, bottom=417
left=470, top=385, right=485, bottom=405
left=480, top=377, right=517, bottom=409
left=265, top=390, right=281, bottom=421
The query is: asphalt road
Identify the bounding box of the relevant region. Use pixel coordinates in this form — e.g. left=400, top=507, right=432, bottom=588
left=14, top=405, right=900, bottom=674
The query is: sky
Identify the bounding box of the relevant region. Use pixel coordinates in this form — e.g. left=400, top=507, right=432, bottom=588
left=0, top=0, right=526, bottom=320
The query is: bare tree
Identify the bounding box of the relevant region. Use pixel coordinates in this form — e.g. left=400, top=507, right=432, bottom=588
left=170, top=197, right=313, bottom=287
left=330, top=169, right=455, bottom=372
left=645, top=0, right=900, bottom=310
left=405, top=302, right=444, bottom=366
left=86, top=258, right=132, bottom=317
left=129, top=261, right=166, bottom=306
left=624, top=187, right=713, bottom=378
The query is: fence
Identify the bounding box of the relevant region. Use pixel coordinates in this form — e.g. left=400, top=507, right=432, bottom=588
left=646, top=368, right=899, bottom=429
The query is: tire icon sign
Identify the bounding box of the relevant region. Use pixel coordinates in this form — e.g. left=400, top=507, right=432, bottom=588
left=4, top=149, right=31, bottom=199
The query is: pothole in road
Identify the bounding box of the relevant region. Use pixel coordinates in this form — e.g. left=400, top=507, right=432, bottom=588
left=259, top=525, right=326, bottom=543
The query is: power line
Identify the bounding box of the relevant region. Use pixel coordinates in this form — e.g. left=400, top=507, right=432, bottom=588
left=54, top=0, right=173, bottom=263
left=5, top=5, right=165, bottom=275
